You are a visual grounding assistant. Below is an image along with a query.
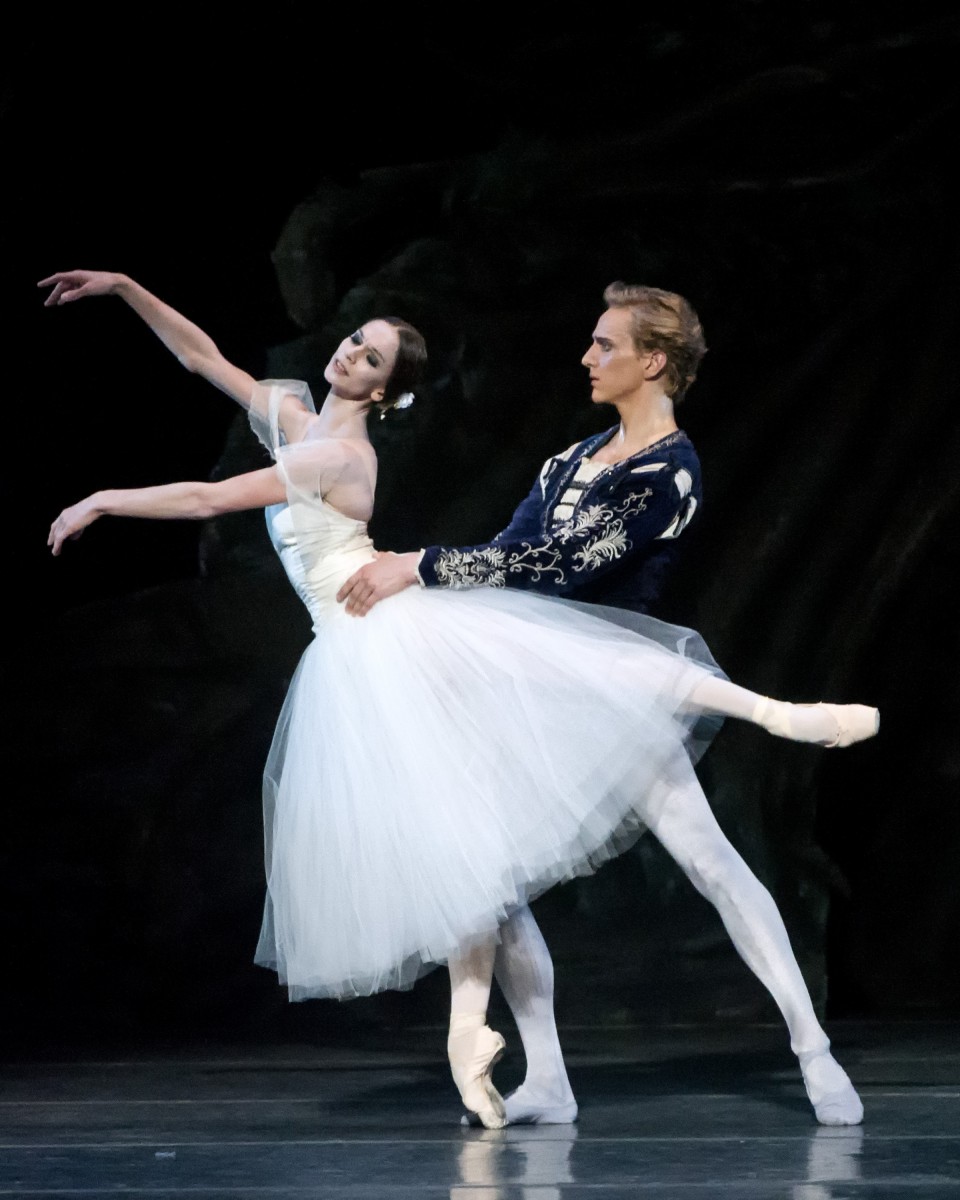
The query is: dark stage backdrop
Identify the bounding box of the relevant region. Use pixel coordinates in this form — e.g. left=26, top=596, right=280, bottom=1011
left=6, top=5, right=958, bottom=1054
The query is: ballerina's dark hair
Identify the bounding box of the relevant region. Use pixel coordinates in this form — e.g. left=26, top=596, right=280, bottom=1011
left=375, top=316, right=428, bottom=415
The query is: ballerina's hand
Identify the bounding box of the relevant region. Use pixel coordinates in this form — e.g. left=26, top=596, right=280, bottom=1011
left=37, top=269, right=120, bottom=306
left=48, top=499, right=100, bottom=556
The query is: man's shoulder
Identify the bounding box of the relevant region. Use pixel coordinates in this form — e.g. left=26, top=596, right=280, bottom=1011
left=605, top=431, right=700, bottom=483
left=671, top=429, right=700, bottom=462
left=639, top=433, right=700, bottom=505
left=630, top=430, right=700, bottom=477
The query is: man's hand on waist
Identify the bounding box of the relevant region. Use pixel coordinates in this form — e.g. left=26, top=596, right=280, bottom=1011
left=336, top=551, right=424, bottom=616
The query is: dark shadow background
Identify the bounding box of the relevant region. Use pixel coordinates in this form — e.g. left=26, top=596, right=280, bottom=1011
left=5, top=4, right=958, bottom=1055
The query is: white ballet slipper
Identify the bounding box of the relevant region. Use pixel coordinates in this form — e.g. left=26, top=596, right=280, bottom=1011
left=461, top=1086, right=578, bottom=1126
left=798, top=1048, right=865, bottom=1126
left=448, top=1024, right=507, bottom=1130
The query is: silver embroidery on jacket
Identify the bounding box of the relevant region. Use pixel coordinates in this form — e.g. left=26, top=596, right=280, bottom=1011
left=433, top=547, right=507, bottom=588
left=432, top=489, right=653, bottom=588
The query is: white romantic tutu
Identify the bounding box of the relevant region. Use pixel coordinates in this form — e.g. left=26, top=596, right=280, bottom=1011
left=247, top=382, right=727, bottom=1001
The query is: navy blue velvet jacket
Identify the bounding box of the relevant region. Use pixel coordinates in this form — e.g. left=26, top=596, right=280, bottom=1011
left=417, top=426, right=702, bottom=614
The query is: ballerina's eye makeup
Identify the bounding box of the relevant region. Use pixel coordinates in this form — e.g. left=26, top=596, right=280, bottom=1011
left=350, top=329, right=384, bottom=370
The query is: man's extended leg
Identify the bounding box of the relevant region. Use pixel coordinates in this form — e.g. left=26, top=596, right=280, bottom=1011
left=639, top=760, right=863, bottom=1126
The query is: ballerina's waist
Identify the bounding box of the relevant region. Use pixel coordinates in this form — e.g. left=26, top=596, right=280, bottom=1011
left=280, top=542, right=379, bottom=618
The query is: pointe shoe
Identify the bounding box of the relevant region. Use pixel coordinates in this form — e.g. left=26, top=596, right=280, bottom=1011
left=798, top=1048, right=864, bottom=1126
left=807, top=703, right=880, bottom=747
left=754, top=699, right=880, bottom=747
left=819, top=703, right=880, bottom=747
left=448, top=1025, right=507, bottom=1130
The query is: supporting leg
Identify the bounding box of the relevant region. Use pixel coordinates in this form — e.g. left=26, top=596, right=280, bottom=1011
left=461, top=905, right=578, bottom=1126
left=447, top=934, right=507, bottom=1129
left=639, top=763, right=863, bottom=1125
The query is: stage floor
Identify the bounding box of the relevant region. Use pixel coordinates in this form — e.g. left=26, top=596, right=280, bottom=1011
left=2, top=1019, right=958, bottom=1197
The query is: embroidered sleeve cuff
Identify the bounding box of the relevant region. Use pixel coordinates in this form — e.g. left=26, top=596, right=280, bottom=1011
left=415, top=549, right=427, bottom=587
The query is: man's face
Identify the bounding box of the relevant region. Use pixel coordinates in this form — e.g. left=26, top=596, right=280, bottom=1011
left=581, top=307, right=648, bottom=407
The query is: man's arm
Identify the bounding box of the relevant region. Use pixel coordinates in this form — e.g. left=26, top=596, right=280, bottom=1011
left=338, top=457, right=698, bottom=616
left=418, top=468, right=693, bottom=592
left=336, top=470, right=547, bottom=615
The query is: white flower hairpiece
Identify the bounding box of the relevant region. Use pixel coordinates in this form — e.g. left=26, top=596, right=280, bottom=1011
left=380, top=391, right=415, bottom=420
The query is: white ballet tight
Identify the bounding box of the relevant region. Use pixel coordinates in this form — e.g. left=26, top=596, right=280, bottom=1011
left=447, top=914, right=576, bottom=1123
left=485, top=763, right=828, bottom=1082
left=448, top=938, right=497, bottom=1016
left=493, top=907, right=577, bottom=1112
left=637, top=760, right=829, bottom=1055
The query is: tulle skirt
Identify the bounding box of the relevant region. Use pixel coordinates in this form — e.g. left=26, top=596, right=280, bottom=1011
left=253, top=585, right=726, bottom=1000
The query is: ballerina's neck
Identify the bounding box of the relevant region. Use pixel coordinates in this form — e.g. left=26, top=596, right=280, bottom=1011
left=313, top=394, right=374, bottom=440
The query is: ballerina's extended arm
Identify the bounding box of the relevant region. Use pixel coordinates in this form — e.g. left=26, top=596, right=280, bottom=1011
left=47, top=466, right=288, bottom=557
left=37, top=269, right=312, bottom=441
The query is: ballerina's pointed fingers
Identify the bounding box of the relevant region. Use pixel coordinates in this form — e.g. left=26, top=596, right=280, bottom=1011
left=49, top=513, right=81, bottom=554
left=39, top=280, right=67, bottom=307
left=55, top=283, right=84, bottom=305
left=37, top=271, right=95, bottom=304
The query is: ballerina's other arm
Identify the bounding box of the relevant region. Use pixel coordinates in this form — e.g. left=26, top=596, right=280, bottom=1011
left=47, top=466, right=288, bottom=557
left=37, top=269, right=312, bottom=442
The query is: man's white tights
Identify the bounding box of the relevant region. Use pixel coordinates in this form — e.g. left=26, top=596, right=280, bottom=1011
left=489, top=763, right=860, bottom=1123
left=450, top=673, right=865, bottom=1124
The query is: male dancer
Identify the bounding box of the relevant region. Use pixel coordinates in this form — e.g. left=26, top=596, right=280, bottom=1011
left=336, top=281, right=868, bottom=1128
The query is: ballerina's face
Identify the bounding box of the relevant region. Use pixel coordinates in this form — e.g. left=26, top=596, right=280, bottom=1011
left=324, top=320, right=400, bottom=403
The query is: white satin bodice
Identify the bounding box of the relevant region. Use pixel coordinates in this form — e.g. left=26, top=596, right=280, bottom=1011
left=266, top=500, right=377, bottom=629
